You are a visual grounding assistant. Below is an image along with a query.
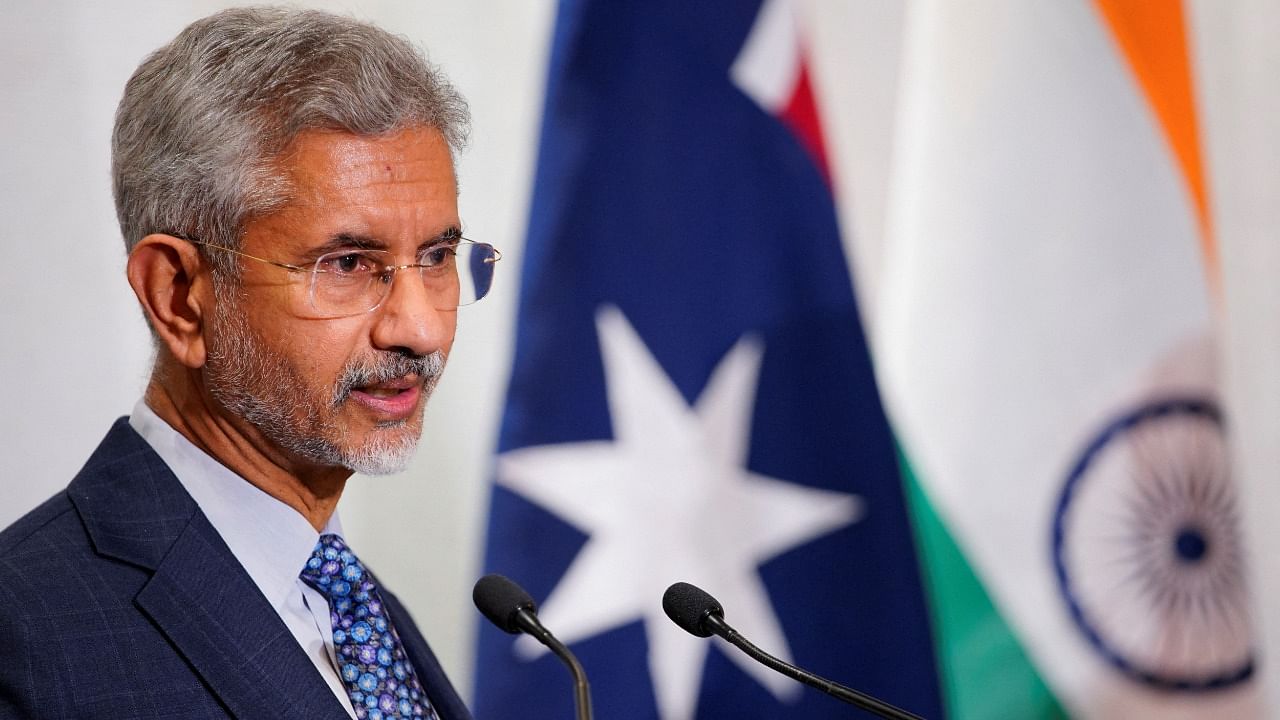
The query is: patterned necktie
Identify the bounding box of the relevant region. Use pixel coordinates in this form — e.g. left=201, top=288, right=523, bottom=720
left=300, top=534, right=439, bottom=720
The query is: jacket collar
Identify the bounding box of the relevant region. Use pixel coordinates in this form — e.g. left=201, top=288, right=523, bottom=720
left=68, top=418, right=196, bottom=570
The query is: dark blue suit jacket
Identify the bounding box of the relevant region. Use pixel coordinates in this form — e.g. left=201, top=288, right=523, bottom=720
left=0, top=418, right=472, bottom=720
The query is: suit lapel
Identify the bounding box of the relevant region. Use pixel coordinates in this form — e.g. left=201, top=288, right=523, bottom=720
left=136, top=513, right=348, bottom=720
left=72, top=419, right=348, bottom=720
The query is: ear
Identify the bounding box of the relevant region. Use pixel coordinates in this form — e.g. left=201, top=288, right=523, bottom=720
left=126, top=234, right=212, bottom=368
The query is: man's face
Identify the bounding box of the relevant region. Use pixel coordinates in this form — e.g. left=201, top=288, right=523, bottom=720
left=204, top=126, right=460, bottom=475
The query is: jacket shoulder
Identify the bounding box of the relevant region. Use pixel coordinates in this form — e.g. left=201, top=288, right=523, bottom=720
left=0, top=416, right=172, bottom=603
left=0, top=489, right=76, bottom=557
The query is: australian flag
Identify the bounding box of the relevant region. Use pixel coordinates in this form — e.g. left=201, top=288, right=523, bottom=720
left=475, top=1, right=943, bottom=718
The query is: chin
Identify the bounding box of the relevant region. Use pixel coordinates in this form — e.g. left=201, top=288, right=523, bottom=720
left=338, top=426, right=422, bottom=475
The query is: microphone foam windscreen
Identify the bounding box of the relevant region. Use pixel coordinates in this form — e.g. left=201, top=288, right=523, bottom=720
left=662, top=581, right=723, bottom=638
left=473, top=573, right=537, bottom=634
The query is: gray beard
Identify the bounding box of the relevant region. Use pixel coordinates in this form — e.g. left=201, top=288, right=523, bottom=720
left=204, top=293, right=445, bottom=475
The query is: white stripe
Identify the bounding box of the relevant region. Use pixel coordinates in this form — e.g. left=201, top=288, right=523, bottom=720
left=730, top=0, right=801, bottom=114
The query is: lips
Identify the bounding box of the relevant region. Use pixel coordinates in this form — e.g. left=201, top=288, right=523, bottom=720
left=348, top=375, right=423, bottom=419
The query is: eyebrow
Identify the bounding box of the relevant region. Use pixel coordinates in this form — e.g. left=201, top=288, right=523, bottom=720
left=434, top=225, right=463, bottom=241
left=306, top=225, right=463, bottom=257
left=305, top=233, right=384, bottom=257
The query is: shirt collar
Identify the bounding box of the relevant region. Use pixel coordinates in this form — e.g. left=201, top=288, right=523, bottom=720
left=128, top=399, right=344, bottom=612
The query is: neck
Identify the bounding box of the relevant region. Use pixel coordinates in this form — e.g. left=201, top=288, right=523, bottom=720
left=144, top=356, right=350, bottom=531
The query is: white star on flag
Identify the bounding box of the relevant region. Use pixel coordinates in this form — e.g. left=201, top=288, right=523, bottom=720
left=496, top=304, right=864, bottom=720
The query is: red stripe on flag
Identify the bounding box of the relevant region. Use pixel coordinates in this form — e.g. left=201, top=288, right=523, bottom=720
left=781, top=58, right=831, bottom=186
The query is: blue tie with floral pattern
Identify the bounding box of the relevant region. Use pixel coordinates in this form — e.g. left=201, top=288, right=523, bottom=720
left=300, top=534, right=439, bottom=720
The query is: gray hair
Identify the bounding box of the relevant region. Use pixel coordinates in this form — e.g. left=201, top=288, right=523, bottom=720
left=112, top=6, right=470, bottom=276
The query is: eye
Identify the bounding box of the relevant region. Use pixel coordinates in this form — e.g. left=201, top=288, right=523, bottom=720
left=318, top=251, right=379, bottom=275
left=420, top=243, right=458, bottom=268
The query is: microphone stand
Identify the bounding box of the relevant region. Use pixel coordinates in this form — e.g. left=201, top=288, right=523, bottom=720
left=513, top=607, right=593, bottom=720
left=541, top=632, right=592, bottom=720
left=704, top=614, right=923, bottom=720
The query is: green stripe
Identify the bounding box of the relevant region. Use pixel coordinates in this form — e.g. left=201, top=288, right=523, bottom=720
left=899, top=445, right=1068, bottom=719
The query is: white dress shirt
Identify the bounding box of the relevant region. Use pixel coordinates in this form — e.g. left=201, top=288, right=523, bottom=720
left=129, top=400, right=358, bottom=718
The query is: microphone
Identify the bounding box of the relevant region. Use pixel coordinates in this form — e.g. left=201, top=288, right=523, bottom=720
left=474, top=574, right=593, bottom=720
left=663, top=582, right=924, bottom=720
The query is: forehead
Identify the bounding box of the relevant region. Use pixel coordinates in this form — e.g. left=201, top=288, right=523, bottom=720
left=279, top=126, right=458, bottom=206
left=247, top=127, right=461, bottom=255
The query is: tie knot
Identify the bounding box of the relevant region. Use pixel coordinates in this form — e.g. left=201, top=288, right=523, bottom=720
left=300, top=534, right=370, bottom=601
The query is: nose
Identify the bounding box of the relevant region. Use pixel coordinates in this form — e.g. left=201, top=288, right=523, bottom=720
left=369, top=268, right=455, bottom=357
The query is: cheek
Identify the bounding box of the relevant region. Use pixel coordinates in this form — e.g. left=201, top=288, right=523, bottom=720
left=275, top=319, right=366, bottom=384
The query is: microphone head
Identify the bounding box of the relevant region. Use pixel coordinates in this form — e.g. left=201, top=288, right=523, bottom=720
left=473, top=573, right=538, bottom=634
left=663, top=582, right=724, bottom=638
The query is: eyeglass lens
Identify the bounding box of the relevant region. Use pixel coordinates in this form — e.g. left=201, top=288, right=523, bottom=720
left=306, top=242, right=498, bottom=316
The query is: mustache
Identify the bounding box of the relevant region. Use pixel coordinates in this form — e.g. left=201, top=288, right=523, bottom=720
left=331, top=350, right=446, bottom=406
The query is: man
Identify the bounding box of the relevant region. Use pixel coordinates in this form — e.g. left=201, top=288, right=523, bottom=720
left=0, top=7, right=494, bottom=719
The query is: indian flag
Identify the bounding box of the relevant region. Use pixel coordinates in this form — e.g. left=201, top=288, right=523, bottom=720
left=873, top=0, right=1262, bottom=716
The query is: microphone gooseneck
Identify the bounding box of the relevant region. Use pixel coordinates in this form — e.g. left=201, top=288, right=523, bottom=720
left=473, top=574, right=593, bottom=720
left=662, top=582, right=925, bottom=720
